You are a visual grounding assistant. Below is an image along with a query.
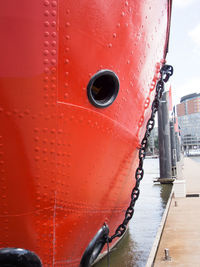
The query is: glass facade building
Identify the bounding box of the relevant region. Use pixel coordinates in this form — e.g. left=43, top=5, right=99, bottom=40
left=176, top=93, right=200, bottom=150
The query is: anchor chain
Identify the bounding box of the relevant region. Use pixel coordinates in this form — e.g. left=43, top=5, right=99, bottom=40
left=80, top=64, right=173, bottom=267
left=108, top=64, right=173, bottom=243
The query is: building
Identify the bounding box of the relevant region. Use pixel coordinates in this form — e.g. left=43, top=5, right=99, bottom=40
left=176, top=93, right=200, bottom=150
left=148, top=126, right=158, bottom=154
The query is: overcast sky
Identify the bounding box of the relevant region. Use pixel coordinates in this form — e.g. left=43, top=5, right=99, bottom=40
left=167, top=0, right=200, bottom=105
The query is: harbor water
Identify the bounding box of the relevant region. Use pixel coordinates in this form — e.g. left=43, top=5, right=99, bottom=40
left=94, top=158, right=172, bottom=267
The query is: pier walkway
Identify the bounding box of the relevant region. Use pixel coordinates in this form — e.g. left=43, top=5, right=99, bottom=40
left=150, top=157, right=200, bottom=267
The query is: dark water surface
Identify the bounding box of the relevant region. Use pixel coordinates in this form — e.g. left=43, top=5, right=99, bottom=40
left=94, top=158, right=172, bottom=267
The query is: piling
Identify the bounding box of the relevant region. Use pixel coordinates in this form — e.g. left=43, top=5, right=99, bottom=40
left=170, top=120, right=177, bottom=176
left=175, top=132, right=181, bottom=162
left=158, top=91, right=172, bottom=180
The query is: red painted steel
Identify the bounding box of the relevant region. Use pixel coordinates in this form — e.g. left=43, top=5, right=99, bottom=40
left=0, top=0, right=171, bottom=266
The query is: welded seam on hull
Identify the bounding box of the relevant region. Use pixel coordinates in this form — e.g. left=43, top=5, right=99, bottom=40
left=0, top=207, right=53, bottom=217
left=57, top=101, right=138, bottom=139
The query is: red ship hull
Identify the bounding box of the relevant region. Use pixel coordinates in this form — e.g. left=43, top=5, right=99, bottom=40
left=0, top=0, right=171, bottom=266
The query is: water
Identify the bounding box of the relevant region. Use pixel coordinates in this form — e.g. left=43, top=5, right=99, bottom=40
left=190, top=156, right=200, bottom=163
left=94, top=158, right=172, bottom=267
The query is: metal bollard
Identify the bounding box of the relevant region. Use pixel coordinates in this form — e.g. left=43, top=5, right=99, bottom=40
left=164, top=248, right=171, bottom=261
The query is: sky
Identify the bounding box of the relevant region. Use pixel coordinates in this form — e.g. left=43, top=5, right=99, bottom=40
left=167, top=0, right=200, bottom=106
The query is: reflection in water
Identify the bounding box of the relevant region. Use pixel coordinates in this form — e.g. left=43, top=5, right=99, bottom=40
left=95, top=230, right=140, bottom=267
left=160, top=184, right=172, bottom=209
left=191, top=156, right=200, bottom=163
left=94, top=159, right=172, bottom=267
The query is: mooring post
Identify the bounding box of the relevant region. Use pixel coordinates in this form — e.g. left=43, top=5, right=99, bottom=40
left=158, top=91, right=172, bottom=179
left=175, top=132, right=181, bottom=162
left=170, top=120, right=177, bottom=177
left=164, top=248, right=171, bottom=261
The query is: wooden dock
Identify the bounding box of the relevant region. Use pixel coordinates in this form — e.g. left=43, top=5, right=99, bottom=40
left=146, top=157, right=200, bottom=267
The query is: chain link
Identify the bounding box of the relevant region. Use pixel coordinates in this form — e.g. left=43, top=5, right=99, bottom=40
left=108, top=64, right=173, bottom=243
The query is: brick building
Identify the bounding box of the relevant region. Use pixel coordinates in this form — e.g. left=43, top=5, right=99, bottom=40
left=176, top=93, right=200, bottom=150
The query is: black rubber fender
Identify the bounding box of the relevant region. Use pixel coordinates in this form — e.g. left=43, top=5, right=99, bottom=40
left=0, top=248, right=42, bottom=267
